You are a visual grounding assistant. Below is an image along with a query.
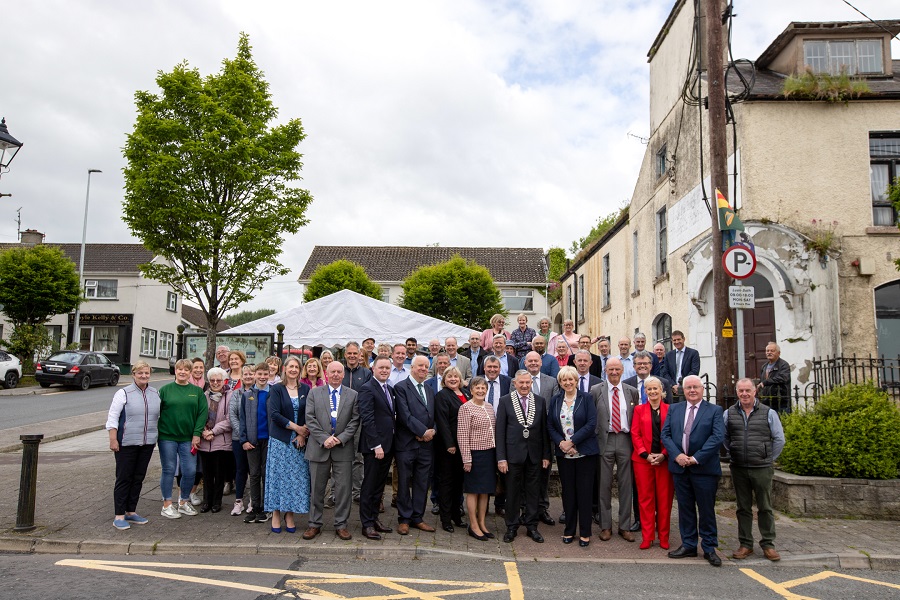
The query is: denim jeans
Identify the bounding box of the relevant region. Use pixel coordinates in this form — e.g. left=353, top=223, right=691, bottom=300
left=159, top=440, right=196, bottom=502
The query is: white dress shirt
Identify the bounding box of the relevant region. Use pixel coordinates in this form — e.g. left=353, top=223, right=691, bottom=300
left=607, top=382, right=630, bottom=433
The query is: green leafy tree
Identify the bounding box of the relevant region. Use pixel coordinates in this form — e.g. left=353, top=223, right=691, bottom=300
left=0, top=245, right=81, bottom=371
left=223, top=308, right=277, bottom=327
left=122, top=34, right=313, bottom=365
left=399, top=256, right=505, bottom=329
left=303, top=260, right=382, bottom=303
left=569, top=204, right=629, bottom=255
left=546, top=246, right=567, bottom=304
left=891, top=180, right=900, bottom=270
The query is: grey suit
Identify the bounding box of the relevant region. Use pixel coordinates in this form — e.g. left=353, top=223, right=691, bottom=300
left=428, top=354, right=473, bottom=382
left=305, top=384, right=360, bottom=530
left=590, top=380, right=639, bottom=531
left=531, top=373, right=559, bottom=403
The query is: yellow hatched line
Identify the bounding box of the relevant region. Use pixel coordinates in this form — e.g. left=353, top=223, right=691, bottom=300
left=742, top=568, right=900, bottom=599
left=739, top=569, right=818, bottom=600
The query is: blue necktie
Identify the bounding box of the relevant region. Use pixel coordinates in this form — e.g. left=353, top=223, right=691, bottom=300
left=330, top=389, right=338, bottom=433
left=382, top=383, right=393, bottom=411
left=488, top=381, right=496, bottom=406
left=640, top=381, right=648, bottom=404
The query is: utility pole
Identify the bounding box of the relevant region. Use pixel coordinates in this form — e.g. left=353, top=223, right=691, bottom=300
left=705, top=0, right=736, bottom=406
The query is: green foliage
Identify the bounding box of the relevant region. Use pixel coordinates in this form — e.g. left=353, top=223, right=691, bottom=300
left=782, top=69, right=871, bottom=103
left=890, top=180, right=900, bottom=270
left=779, top=383, right=900, bottom=480
left=569, top=204, right=629, bottom=256
left=223, top=308, right=276, bottom=327
left=546, top=247, right=567, bottom=304
left=303, top=260, right=382, bottom=303
left=122, top=34, right=312, bottom=364
left=0, top=245, right=81, bottom=372
left=399, top=256, right=505, bottom=329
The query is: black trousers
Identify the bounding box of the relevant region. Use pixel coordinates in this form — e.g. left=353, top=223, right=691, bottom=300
left=505, top=458, right=541, bottom=529
left=246, top=439, right=268, bottom=512
left=200, top=450, right=230, bottom=508
left=113, top=444, right=155, bottom=515
left=559, top=455, right=597, bottom=538
left=435, top=447, right=464, bottom=526
left=359, top=450, right=393, bottom=528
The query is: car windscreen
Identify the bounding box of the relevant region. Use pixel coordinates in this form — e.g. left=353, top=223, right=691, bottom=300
left=47, top=353, right=83, bottom=363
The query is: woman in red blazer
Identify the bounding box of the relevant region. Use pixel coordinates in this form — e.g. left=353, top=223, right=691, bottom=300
left=630, top=377, right=675, bottom=549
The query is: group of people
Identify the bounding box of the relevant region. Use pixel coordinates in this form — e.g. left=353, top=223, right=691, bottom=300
left=105, top=316, right=788, bottom=565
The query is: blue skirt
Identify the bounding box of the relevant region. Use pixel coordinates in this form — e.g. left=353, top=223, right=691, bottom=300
left=264, top=437, right=310, bottom=513
left=464, top=448, right=497, bottom=494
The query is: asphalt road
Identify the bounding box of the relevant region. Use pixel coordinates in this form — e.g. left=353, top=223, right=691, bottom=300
left=2, top=554, right=900, bottom=600
left=0, top=376, right=173, bottom=429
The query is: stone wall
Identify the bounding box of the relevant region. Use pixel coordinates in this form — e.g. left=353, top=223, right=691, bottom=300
left=772, top=470, right=900, bottom=520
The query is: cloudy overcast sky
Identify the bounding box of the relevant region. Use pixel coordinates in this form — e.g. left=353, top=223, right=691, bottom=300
left=3, top=0, right=897, bottom=312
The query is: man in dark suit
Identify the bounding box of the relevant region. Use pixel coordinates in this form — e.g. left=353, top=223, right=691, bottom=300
left=477, top=334, right=519, bottom=377
left=758, top=342, right=792, bottom=414
left=424, top=353, right=450, bottom=395
left=591, top=357, right=639, bottom=542
left=523, top=351, right=558, bottom=526
left=632, top=332, right=662, bottom=377
left=356, top=357, right=397, bottom=540
left=573, top=350, right=602, bottom=394
left=393, top=355, right=437, bottom=534
left=304, top=362, right=360, bottom=541
left=530, top=336, right=560, bottom=378
left=566, top=335, right=604, bottom=377
left=624, top=351, right=673, bottom=405
left=496, top=370, right=551, bottom=543
left=652, top=342, right=668, bottom=377
left=661, top=375, right=725, bottom=566
left=460, top=332, right=484, bottom=366
left=663, top=330, right=701, bottom=399
left=482, top=354, right=511, bottom=516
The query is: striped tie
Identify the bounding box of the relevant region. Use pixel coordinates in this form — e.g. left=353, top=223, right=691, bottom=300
left=611, top=386, right=621, bottom=433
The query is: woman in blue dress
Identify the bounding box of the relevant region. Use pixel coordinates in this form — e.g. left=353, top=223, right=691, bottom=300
left=265, top=355, right=311, bottom=533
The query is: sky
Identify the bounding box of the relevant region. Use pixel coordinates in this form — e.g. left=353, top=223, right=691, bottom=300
left=2, top=0, right=898, bottom=313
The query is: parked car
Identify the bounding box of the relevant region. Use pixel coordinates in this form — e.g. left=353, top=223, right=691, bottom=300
left=0, top=350, right=21, bottom=389
left=34, top=351, right=120, bottom=390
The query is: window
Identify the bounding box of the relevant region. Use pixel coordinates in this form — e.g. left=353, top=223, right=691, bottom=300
left=381, top=287, right=390, bottom=303
left=602, top=255, right=611, bottom=309
left=632, top=231, right=639, bottom=293
left=166, top=291, right=177, bottom=312
left=653, top=313, right=672, bottom=351
left=577, top=275, right=585, bottom=322
left=78, top=326, right=120, bottom=353
left=158, top=332, right=174, bottom=359
left=502, top=289, right=534, bottom=312
left=656, top=208, right=668, bottom=275
left=803, top=39, right=884, bottom=76
left=84, top=279, right=118, bottom=299
left=870, top=134, right=900, bottom=226
left=140, top=328, right=157, bottom=357
left=45, top=325, right=62, bottom=351
left=655, top=143, right=668, bottom=180
left=566, top=285, right=573, bottom=320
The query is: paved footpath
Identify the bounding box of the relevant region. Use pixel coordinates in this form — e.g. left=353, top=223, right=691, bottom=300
left=1, top=428, right=899, bottom=570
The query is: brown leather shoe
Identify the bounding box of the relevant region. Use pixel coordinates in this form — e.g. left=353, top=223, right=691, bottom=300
left=598, top=529, right=612, bottom=541
left=763, top=547, right=781, bottom=561
left=302, top=527, right=321, bottom=540
left=414, top=522, right=436, bottom=532
left=374, top=520, right=393, bottom=533
left=397, top=523, right=410, bottom=535
left=618, top=529, right=635, bottom=542
left=336, top=528, right=352, bottom=541
left=362, top=526, right=382, bottom=541
left=732, top=546, right=754, bottom=559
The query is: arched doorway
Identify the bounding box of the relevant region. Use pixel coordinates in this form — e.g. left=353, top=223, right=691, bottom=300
left=875, top=281, right=900, bottom=383
left=741, top=272, right=776, bottom=378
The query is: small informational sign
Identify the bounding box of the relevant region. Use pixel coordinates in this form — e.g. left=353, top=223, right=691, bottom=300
left=722, top=245, right=757, bottom=279
left=184, top=334, right=274, bottom=363
left=722, top=328, right=734, bottom=338
left=729, top=286, right=756, bottom=310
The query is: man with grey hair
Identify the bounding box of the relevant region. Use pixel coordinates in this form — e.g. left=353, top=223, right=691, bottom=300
left=426, top=339, right=442, bottom=367
left=632, top=332, right=662, bottom=376
left=523, top=351, right=558, bottom=525
left=428, top=337, right=472, bottom=383
left=758, top=342, right=791, bottom=414
left=477, top=333, right=519, bottom=377
left=573, top=349, right=602, bottom=394
left=215, top=345, right=230, bottom=370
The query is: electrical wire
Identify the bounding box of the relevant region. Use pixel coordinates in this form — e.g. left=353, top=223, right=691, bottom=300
left=841, top=0, right=899, bottom=41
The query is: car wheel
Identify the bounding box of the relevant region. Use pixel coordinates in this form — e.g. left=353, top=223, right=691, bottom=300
left=39, top=382, right=51, bottom=388
left=4, top=371, right=18, bottom=389
left=109, top=372, right=120, bottom=386
left=79, top=375, right=92, bottom=391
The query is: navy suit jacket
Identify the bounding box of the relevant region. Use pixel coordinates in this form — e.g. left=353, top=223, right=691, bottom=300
left=623, top=375, right=673, bottom=405
left=394, top=376, right=436, bottom=453
left=483, top=375, right=511, bottom=407
left=356, top=377, right=396, bottom=454
left=267, top=382, right=311, bottom=445
left=547, top=390, right=600, bottom=458
left=660, top=399, right=724, bottom=476
left=476, top=353, right=519, bottom=377
left=566, top=352, right=603, bottom=378
left=663, top=346, right=701, bottom=384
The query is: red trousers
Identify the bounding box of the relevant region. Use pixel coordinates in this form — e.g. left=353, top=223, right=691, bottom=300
left=632, top=459, right=675, bottom=546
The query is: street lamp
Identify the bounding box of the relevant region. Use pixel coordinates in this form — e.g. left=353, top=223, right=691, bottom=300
left=0, top=118, right=24, bottom=176
left=71, top=169, right=101, bottom=350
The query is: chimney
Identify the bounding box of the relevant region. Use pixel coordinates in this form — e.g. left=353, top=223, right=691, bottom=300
left=20, top=229, right=44, bottom=246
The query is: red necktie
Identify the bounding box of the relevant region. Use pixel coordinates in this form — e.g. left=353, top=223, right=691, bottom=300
left=611, top=386, right=621, bottom=433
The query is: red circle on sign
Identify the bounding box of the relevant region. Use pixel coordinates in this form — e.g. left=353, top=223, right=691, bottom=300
left=722, top=245, right=757, bottom=279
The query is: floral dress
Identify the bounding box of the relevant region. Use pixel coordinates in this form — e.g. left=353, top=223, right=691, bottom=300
left=264, top=395, right=310, bottom=513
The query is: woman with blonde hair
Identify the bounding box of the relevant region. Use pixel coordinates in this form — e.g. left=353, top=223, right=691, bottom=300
left=479, top=314, right=510, bottom=350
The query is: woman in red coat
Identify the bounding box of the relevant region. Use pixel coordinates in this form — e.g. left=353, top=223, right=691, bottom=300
left=631, top=376, right=675, bottom=549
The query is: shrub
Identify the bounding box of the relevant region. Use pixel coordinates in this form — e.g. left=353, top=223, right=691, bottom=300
left=779, top=382, right=900, bottom=479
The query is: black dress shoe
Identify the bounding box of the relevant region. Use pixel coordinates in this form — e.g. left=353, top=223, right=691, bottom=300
left=592, top=513, right=601, bottom=525
left=431, top=504, right=440, bottom=515
left=559, top=512, right=566, bottom=524
left=668, top=545, right=699, bottom=559
left=629, top=520, right=641, bottom=532
left=452, top=517, right=467, bottom=528
left=503, top=527, right=518, bottom=543
left=483, top=531, right=495, bottom=539
left=495, top=507, right=506, bottom=517
left=374, top=521, right=393, bottom=533
left=467, top=526, right=488, bottom=541
left=526, top=528, right=544, bottom=543
left=210, top=505, right=222, bottom=513
left=704, top=551, right=722, bottom=567
left=562, top=536, right=574, bottom=544
left=362, top=526, right=382, bottom=541
left=199, top=504, right=211, bottom=513
left=579, top=538, right=590, bottom=547
left=539, top=511, right=556, bottom=526
left=442, top=524, right=454, bottom=533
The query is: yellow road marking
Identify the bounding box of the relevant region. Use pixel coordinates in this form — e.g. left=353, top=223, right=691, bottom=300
left=741, top=567, right=900, bottom=599
left=57, top=559, right=525, bottom=600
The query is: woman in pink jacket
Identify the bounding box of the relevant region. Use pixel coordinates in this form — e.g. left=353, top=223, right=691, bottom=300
left=197, top=367, right=233, bottom=513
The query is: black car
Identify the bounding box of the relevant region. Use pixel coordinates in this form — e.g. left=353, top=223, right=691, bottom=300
left=35, top=351, right=121, bottom=390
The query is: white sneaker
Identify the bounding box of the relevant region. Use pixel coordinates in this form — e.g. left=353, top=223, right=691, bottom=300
left=190, top=492, right=202, bottom=506
left=178, top=501, right=198, bottom=516
left=161, top=504, right=181, bottom=519
left=231, top=499, right=244, bottom=516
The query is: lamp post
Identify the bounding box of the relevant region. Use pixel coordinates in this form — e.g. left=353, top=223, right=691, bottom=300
left=71, top=169, right=101, bottom=350
left=0, top=118, right=24, bottom=180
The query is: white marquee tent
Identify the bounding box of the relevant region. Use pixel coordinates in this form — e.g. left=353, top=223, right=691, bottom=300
left=222, top=289, right=478, bottom=349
